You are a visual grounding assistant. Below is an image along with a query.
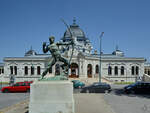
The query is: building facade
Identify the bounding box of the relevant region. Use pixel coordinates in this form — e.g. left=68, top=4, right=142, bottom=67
left=0, top=63, right=4, bottom=76
left=2, top=20, right=146, bottom=83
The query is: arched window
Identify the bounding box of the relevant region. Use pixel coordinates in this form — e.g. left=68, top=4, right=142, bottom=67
left=114, top=66, right=118, bottom=75
left=55, top=64, right=60, bottom=75
left=49, top=67, right=52, bottom=74
left=10, top=66, right=13, bottom=74
left=70, top=63, right=79, bottom=78
left=131, top=66, right=135, bottom=75
left=136, top=66, right=139, bottom=75
left=108, top=66, right=112, bottom=75
left=2, top=68, right=4, bottom=73
left=95, top=65, right=99, bottom=74
left=87, top=64, right=92, bottom=78
left=148, top=70, right=150, bottom=75
left=37, top=66, right=41, bottom=75
left=145, top=69, right=147, bottom=74
left=14, top=66, right=17, bottom=75
left=121, top=66, right=124, bottom=75
left=25, top=66, right=28, bottom=75
left=31, top=66, right=34, bottom=75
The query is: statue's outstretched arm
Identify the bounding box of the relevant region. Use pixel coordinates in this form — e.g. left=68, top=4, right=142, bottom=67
left=43, top=42, right=48, bottom=53
left=57, top=40, right=74, bottom=46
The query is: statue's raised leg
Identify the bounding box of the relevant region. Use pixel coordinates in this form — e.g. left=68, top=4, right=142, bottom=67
left=41, top=58, right=56, bottom=79
left=59, top=56, right=70, bottom=76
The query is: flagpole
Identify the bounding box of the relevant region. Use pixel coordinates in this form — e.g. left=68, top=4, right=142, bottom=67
left=99, top=32, right=104, bottom=83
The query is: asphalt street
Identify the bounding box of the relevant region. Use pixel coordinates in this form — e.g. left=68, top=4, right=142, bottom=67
left=103, top=85, right=150, bottom=113
left=0, top=84, right=150, bottom=113
left=0, top=93, right=29, bottom=109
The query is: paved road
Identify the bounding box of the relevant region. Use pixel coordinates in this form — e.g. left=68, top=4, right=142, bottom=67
left=103, top=85, right=150, bottom=113
left=0, top=92, right=29, bottom=109
left=1, top=84, right=150, bottom=113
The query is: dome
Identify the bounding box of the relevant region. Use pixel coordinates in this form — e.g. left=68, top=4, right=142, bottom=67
left=112, top=46, right=124, bottom=57
left=62, top=19, right=86, bottom=40
left=64, top=25, right=85, bottom=38
left=25, top=47, right=37, bottom=56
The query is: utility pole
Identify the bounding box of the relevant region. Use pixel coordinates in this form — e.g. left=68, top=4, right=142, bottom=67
left=99, top=32, right=104, bottom=83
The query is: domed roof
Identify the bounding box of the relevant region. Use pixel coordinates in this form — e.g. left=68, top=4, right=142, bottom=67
left=63, top=19, right=86, bottom=39
left=25, top=47, right=37, bottom=56
left=112, top=46, right=124, bottom=57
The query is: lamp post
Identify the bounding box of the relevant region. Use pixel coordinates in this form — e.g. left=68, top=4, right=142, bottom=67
left=99, top=32, right=104, bottom=83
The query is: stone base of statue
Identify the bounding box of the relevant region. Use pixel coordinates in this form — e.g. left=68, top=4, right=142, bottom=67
left=29, top=80, right=74, bottom=113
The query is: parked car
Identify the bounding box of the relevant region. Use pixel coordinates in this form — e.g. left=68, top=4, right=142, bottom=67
left=1, top=81, right=33, bottom=93
left=124, top=82, right=150, bottom=94
left=80, top=82, right=111, bottom=93
left=72, top=80, right=85, bottom=88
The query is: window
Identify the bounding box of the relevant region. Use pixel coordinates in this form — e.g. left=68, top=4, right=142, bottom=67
left=148, top=70, right=150, bottom=75
left=14, top=66, right=17, bottom=75
left=10, top=66, right=13, bottom=74
left=21, top=83, right=26, bottom=86
left=37, top=66, right=41, bottom=75
left=31, top=66, right=34, bottom=75
left=121, top=66, right=124, bottom=75
left=95, top=65, right=99, bottom=74
left=87, top=64, right=92, bottom=78
left=136, top=66, right=139, bottom=75
left=108, top=66, right=112, bottom=75
left=83, top=48, right=85, bottom=52
left=131, top=66, right=135, bottom=75
left=14, top=83, right=20, bottom=86
left=2, top=68, right=4, bottom=73
left=25, top=66, right=28, bottom=75
left=114, top=66, right=118, bottom=75
left=145, top=69, right=147, bottom=74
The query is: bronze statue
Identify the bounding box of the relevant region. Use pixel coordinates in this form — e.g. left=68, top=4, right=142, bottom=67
left=41, top=36, right=74, bottom=79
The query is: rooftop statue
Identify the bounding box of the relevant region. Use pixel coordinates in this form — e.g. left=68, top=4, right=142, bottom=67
left=40, top=36, right=74, bottom=80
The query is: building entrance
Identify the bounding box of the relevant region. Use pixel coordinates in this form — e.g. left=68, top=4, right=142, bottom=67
left=69, top=63, right=79, bottom=78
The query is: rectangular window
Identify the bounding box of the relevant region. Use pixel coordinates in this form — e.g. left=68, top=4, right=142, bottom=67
left=14, top=66, right=17, bottom=75
left=31, top=66, right=34, bottom=75
left=37, top=66, right=41, bottom=75
left=25, top=66, right=28, bottom=75
left=2, top=68, right=4, bottom=73
left=10, top=66, right=13, bottom=74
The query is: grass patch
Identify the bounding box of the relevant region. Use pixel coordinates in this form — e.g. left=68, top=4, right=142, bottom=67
left=0, top=82, right=9, bottom=84
left=115, top=82, right=134, bottom=85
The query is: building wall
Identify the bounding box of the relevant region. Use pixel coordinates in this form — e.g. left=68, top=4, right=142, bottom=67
left=2, top=56, right=145, bottom=83
left=4, top=60, right=45, bottom=78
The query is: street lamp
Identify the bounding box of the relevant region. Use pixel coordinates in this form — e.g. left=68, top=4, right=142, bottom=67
left=99, top=32, right=104, bottom=83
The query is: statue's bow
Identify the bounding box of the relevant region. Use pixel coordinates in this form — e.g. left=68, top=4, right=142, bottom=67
left=61, top=19, right=74, bottom=68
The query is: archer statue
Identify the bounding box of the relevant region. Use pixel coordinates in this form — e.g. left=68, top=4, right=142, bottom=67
left=41, top=36, right=74, bottom=79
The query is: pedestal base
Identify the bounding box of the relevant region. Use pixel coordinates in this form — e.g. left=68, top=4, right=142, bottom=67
left=29, top=81, right=74, bottom=113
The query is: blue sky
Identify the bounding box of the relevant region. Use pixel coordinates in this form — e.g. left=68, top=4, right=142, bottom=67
left=0, top=0, right=150, bottom=62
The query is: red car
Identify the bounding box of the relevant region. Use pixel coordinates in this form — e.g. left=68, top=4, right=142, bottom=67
left=1, top=81, right=33, bottom=93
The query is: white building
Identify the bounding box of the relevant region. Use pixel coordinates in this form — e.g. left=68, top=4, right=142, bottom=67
left=2, top=19, right=146, bottom=83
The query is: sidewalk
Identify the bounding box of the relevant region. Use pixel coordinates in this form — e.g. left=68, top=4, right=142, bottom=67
left=0, top=94, right=116, bottom=113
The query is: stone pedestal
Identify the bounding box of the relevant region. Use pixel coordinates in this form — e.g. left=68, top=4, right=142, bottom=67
left=29, top=80, right=74, bottom=113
